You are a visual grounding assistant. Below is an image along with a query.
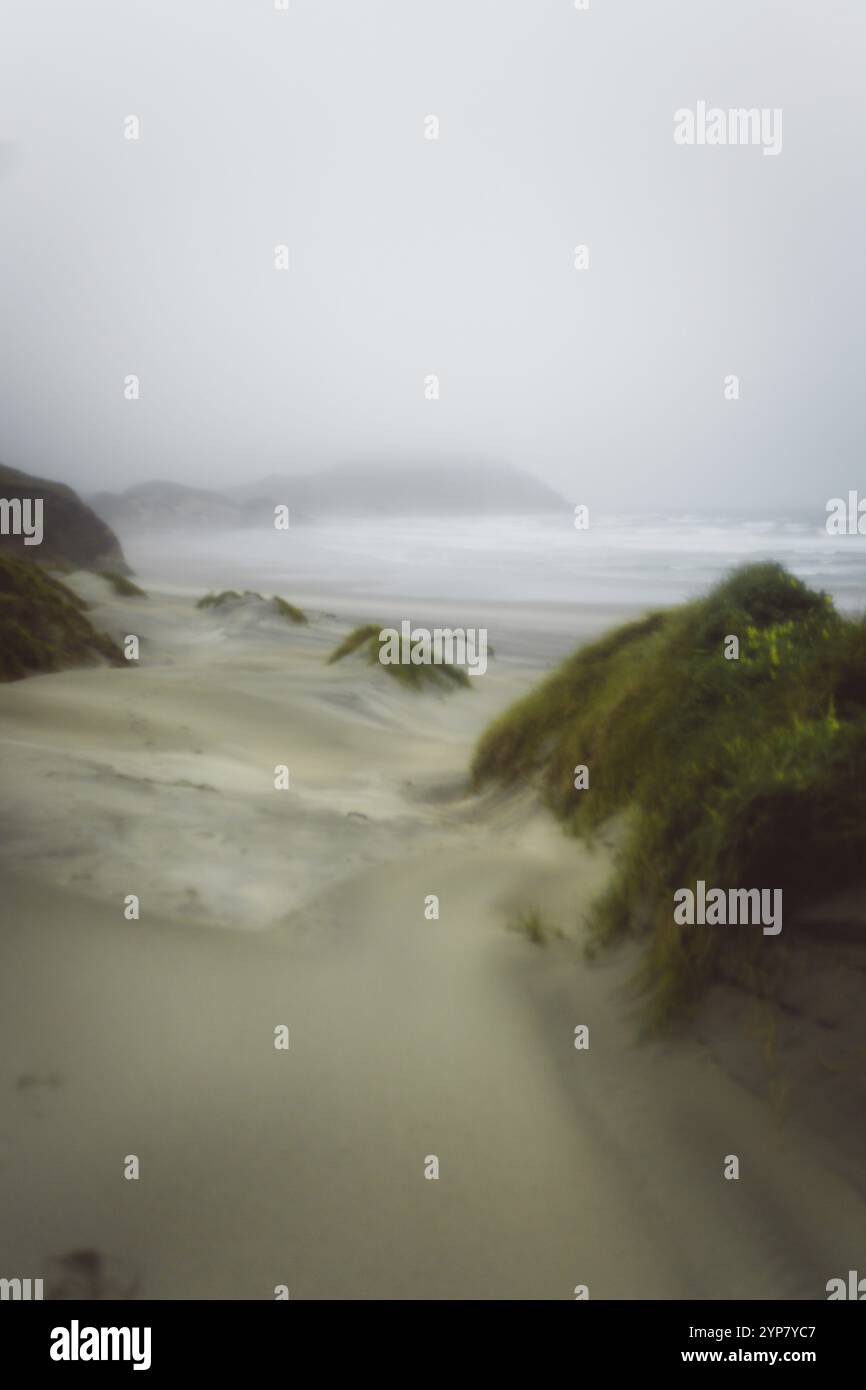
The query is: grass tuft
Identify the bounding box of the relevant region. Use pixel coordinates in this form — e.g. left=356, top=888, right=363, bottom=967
left=196, top=590, right=252, bottom=609
left=273, top=596, right=308, bottom=625
left=196, top=590, right=308, bottom=624
left=99, top=570, right=147, bottom=598
left=327, top=624, right=471, bottom=690
left=507, top=910, right=562, bottom=946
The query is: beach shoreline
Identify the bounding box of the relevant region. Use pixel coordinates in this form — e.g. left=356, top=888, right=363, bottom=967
left=1, top=575, right=865, bottom=1298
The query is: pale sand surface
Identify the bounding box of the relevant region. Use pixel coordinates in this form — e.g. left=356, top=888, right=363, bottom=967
left=0, top=578, right=864, bottom=1298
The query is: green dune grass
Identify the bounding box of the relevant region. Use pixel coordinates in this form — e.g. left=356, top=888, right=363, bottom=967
left=273, top=596, right=308, bottom=625
left=0, top=554, right=124, bottom=681
left=196, top=590, right=251, bottom=608
left=327, top=624, right=471, bottom=690
left=99, top=570, right=147, bottom=598
left=196, top=590, right=307, bottom=624
left=471, top=563, right=866, bottom=1024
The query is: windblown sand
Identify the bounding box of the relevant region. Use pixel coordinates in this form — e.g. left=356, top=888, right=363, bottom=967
left=0, top=578, right=864, bottom=1299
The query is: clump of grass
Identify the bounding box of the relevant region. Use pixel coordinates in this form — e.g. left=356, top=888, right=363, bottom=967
left=196, top=590, right=308, bottom=625
left=327, top=625, right=382, bottom=664
left=196, top=590, right=253, bottom=609
left=472, top=562, right=866, bottom=1025
left=327, top=624, right=471, bottom=690
left=99, top=570, right=147, bottom=598
left=507, top=910, right=562, bottom=946
left=0, top=554, right=124, bottom=681
left=273, top=596, right=308, bottom=625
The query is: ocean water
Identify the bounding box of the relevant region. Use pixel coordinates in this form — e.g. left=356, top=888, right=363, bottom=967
left=129, top=513, right=866, bottom=613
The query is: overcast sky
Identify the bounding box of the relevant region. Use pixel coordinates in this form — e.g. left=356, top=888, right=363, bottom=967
left=1, top=0, right=864, bottom=511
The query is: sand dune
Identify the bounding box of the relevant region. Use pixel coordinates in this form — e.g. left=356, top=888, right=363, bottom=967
left=1, top=580, right=864, bottom=1299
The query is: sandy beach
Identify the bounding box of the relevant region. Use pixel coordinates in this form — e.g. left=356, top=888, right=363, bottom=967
left=1, top=575, right=865, bottom=1300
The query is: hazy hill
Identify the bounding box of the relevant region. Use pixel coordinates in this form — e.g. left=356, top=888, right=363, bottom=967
left=90, top=462, right=566, bottom=530
left=0, top=463, right=130, bottom=573
left=89, top=480, right=240, bottom=530
left=231, top=461, right=566, bottom=518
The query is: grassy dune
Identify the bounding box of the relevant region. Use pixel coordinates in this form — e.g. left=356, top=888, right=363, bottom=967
left=273, top=596, right=308, bottom=625
left=0, top=554, right=124, bottom=681
left=472, top=563, right=866, bottom=1023
left=99, top=570, right=147, bottom=598
left=327, top=623, right=471, bottom=690
left=196, top=590, right=252, bottom=608
left=196, top=590, right=308, bottom=623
